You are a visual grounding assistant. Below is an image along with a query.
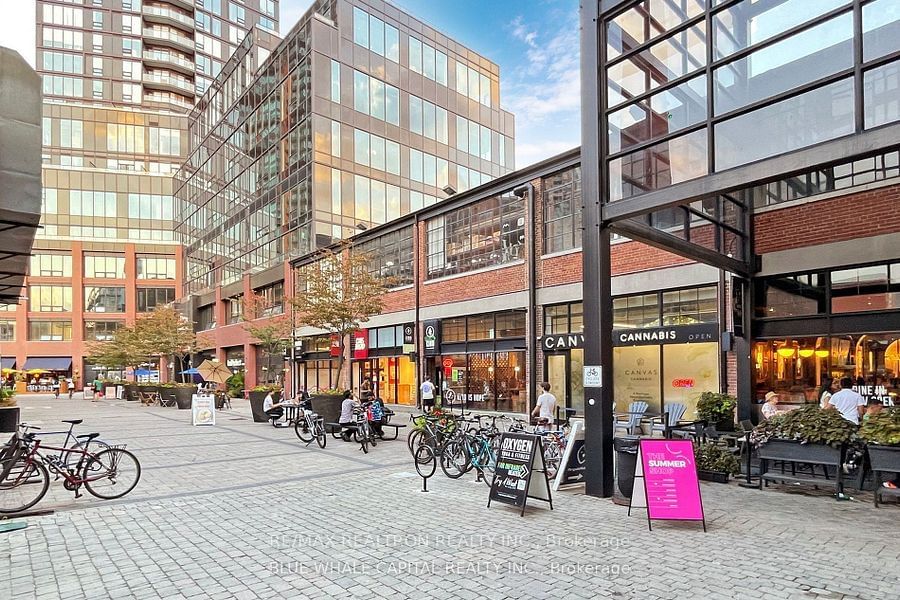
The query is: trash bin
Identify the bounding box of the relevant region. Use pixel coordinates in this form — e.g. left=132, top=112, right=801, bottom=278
left=614, top=435, right=641, bottom=499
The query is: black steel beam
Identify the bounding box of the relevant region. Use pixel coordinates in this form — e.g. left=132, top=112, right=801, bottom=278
left=611, top=218, right=753, bottom=277
left=581, top=0, right=615, bottom=498
left=602, top=122, right=900, bottom=222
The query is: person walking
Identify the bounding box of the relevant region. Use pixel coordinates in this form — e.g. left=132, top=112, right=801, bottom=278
left=532, top=382, right=557, bottom=431
left=420, top=375, right=435, bottom=412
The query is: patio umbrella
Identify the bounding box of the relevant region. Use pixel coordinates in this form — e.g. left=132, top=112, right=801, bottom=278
left=196, top=360, right=232, bottom=385
left=180, top=368, right=201, bottom=375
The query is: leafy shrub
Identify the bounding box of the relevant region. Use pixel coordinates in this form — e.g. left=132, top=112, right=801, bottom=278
left=0, top=386, right=16, bottom=407
left=694, top=442, right=740, bottom=475
left=750, top=404, right=858, bottom=448
left=696, top=392, right=737, bottom=424
left=859, top=408, right=900, bottom=446
left=226, top=371, right=244, bottom=398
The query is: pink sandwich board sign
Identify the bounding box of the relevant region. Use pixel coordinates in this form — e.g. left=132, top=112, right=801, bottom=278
left=628, top=438, right=706, bottom=532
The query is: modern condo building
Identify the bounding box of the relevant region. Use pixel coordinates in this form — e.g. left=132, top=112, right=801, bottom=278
left=175, top=0, right=515, bottom=385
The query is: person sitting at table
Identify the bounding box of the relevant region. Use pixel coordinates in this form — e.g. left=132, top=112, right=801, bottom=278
left=761, top=391, right=779, bottom=420
left=367, top=395, right=385, bottom=439
left=263, top=389, right=288, bottom=427
left=339, top=390, right=358, bottom=441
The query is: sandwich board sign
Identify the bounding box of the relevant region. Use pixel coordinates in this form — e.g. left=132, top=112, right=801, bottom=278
left=191, top=394, right=216, bottom=426
left=552, top=419, right=586, bottom=491
left=629, top=438, right=706, bottom=531
left=488, top=432, right=553, bottom=516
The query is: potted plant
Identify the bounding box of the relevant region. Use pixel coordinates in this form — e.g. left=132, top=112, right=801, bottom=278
left=249, top=386, right=280, bottom=422
left=158, top=383, right=177, bottom=406
left=173, top=383, right=195, bottom=410
left=0, top=386, right=18, bottom=433
left=309, top=388, right=346, bottom=432
left=226, top=371, right=244, bottom=399
left=123, top=381, right=139, bottom=401
left=696, top=391, right=737, bottom=431
left=694, top=441, right=741, bottom=483
left=860, top=408, right=900, bottom=473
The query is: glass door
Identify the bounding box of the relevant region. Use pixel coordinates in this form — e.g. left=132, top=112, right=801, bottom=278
left=546, top=354, right=568, bottom=414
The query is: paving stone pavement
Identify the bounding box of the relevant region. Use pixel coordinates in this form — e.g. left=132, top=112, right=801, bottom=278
left=1, top=395, right=898, bottom=600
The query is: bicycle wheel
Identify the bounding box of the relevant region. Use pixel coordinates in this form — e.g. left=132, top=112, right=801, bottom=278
left=294, top=418, right=313, bottom=443
left=544, top=442, right=562, bottom=480
left=315, top=420, right=327, bottom=449
left=439, top=439, right=469, bottom=479
left=478, top=444, right=497, bottom=487
left=0, top=456, right=49, bottom=513
left=67, top=439, right=111, bottom=474
left=82, top=448, right=141, bottom=500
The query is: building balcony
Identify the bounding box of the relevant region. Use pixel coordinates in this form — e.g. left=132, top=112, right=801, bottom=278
left=143, top=27, right=194, bottom=53
left=142, top=5, right=195, bottom=32
left=155, top=0, right=196, bottom=13
left=142, top=49, right=194, bottom=76
left=144, top=91, right=194, bottom=111
left=143, top=71, right=195, bottom=96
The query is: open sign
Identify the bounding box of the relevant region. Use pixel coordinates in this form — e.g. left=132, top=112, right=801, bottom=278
left=671, top=378, right=695, bottom=388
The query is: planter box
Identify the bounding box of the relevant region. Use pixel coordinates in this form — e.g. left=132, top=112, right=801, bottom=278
left=698, top=470, right=730, bottom=484
left=0, top=405, right=19, bottom=433
left=174, top=387, right=193, bottom=410
left=310, top=394, right=344, bottom=433
left=868, top=445, right=900, bottom=472
left=249, top=391, right=269, bottom=423
left=124, top=384, right=138, bottom=402
left=159, top=387, right=177, bottom=406
left=758, top=439, right=845, bottom=494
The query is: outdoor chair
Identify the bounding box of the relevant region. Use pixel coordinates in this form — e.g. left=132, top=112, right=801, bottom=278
left=648, top=403, right=688, bottom=437
left=613, top=401, right=648, bottom=435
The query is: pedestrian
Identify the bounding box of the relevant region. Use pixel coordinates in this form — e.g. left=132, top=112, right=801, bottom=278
left=761, top=391, right=779, bottom=420
left=52, top=377, right=60, bottom=399
left=66, top=376, right=74, bottom=399
left=817, top=377, right=834, bottom=409
left=420, top=375, right=436, bottom=412
left=93, top=377, right=103, bottom=400
left=531, top=382, right=557, bottom=431
left=827, top=377, right=866, bottom=425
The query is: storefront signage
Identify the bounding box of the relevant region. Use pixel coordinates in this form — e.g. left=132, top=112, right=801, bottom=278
left=629, top=439, right=706, bottom=531
left=330, top=334, right=341, bottom=357
left=423, top=320, right=440, bottom=356
left=671, top=378, right=695, bottom=388
left=583, top=365, right=602, bottom=388
left=353, top=329, right=369, bottom=359
left=403, top=324, right=415, bottom=345
left=488, top=433, right=553, bottom=516
left=441, top=357, right=453, bottom=368
left=541, top=333, right=585, bottom=351
left=191, top=394, right=216, bottom=426
left=225, top=358, right=244, bottom=368
left=613, top=324, right=719, bottom=347
left=552, top=419, right=585, bottom=491
left=854, top=385, right=895, bottom=406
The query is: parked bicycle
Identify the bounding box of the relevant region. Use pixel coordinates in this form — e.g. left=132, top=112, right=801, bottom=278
left=293, top=401, right=327, bottom=448
left=0, top=423, right=141, bottom=514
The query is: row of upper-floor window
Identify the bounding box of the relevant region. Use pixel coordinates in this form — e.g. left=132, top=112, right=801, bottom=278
left=43, top=189, right=175, bottom=221
left=351, top=5, right=493, bottom=108
left=42, top=117, right=182, bottom=156
left=36, top=224, right=176, bottom=243
left=29, top=253, right=175, bottom=280
left=196, top=280, right=283, bottom=330
left=44, top=154, right=181, bottom=175
left=22, top=285, right=175, bottom=313
left=0, top=319, right=126, bottom=342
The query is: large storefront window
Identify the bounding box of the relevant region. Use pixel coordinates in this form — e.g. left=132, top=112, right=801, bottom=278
left=425, top=192, right=525, bottom=278
left=353, top=324, right=417, bottom=405
left=439, top=351, right=525, bottom=413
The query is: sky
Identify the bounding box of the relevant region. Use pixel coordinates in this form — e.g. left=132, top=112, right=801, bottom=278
left=0, top=0, right=581, bottom=167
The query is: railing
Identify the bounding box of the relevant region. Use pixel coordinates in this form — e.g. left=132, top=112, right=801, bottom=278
left=142, top=5, right=194, bottom=29
left=142, top=27, right=194, bottom=50
left=142, top=49, right=194, bottom=72
left=143, top=71, right=195, bottom=94
left=144, top=92, right=194, bottom=110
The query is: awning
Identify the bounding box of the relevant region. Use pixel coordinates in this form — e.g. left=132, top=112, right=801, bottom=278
left=0, top=358, right=14, bottom=370
left=22, top=357, right=72, bottom=371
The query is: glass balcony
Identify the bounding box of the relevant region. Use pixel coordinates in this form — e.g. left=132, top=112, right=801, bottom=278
left=142, top=49, right=194, bottom=75
left=143, top=27, right=194, bottom=52
left=142, top=5, right=194, bottom=30
left=143, top=71, right=195, bottom=95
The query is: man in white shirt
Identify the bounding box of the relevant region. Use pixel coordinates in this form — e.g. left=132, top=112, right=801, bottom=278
left=263, top=390, right=288, bottom=426
left=420, top=376, right=435, bottom=412
left=828, top=377, right=866, bottom=425
left=532, top=382, right=557, bottom=431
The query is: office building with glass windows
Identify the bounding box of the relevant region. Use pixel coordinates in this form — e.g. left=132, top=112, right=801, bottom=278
left=175, top=0, right=515, bottom=383
left=6, top=1, right=278, bottom=388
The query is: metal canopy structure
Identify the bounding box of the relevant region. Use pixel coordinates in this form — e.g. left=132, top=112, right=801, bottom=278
left=580, top=0, right=900, bottom=497
left=0, top=48, right=42, bottom=305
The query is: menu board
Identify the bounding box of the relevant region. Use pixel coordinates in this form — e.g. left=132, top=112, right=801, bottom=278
left=630, top=439, right=706, bottom=530
left=488, top=433, right=552, bottom=516
left=191, top=394, right=216, bottom=426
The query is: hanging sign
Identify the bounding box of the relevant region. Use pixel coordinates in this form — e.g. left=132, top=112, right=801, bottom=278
left=330, top=334, right=341, bottom=357
left=191, top=394, right=216, bottom=426
left=423, top=320, right=440, bottom=356
left=552, top=419, right=586, bottom=490
left=488, top=433, right=554, bottom=516
left=629, top=439, right=706, bottom=531
left=583, top=365, right=602, bottom=387
left=353, top=329, right=369, bottom=359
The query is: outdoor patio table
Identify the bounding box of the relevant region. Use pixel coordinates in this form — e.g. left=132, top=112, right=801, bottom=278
left=280, top=404, right=301, bottom=425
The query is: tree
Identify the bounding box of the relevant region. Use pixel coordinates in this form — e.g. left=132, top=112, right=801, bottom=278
left=134, top=307, right=197, bottom=382
left=85, top=326, right=143, bottom=374
left=243, top=292, right=293, bottom=385
left=290, top=244, right=388, bottom=389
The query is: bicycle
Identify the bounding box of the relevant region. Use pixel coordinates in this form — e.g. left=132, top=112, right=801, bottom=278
left=293, top=402, right=327, bottom=448
left=36, top=419, right=111, bottom=477
left=440, top=418, right=499, bottom=486
left=352, top=402, right=378, bottom=454
left=0, top=424, right=141, bottom=514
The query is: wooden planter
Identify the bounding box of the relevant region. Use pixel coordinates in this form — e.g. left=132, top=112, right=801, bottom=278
left=0, top=405, right=19, bottom=433
left=248, top=391, right=270, bottom=423
left=698, top=470, right=730, bottom=484
left=757, top=439, right=845, bottom=494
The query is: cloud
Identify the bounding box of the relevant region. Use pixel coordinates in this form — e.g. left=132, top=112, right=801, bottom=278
left=502, top=11, right=581, bottom=167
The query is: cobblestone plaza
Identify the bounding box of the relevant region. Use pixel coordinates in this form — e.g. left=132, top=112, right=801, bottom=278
left=1, top=395, right=897, bottom=600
